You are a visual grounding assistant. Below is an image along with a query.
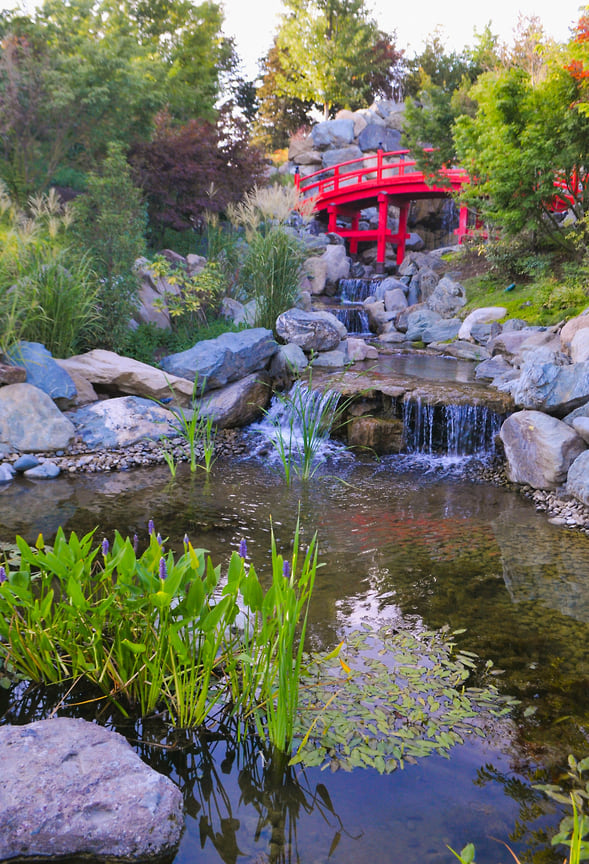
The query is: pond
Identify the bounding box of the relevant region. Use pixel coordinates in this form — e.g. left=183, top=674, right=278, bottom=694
left=1, top=438, right=589, bottom=864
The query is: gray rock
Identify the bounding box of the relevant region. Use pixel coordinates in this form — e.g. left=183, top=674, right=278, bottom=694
left=0, top=361, right=26, bottom=385
left=24, top=461, right=61, bottom=479
left=421, top=318, right=461, bottom=344
left=572, top=416, right=589, bottom=444
left=487, top=329, right=544, bottom=361
left=500, top=410, right=586, bottom=489
left=321, top=244, right=351, bottom=284
left=375, top=276, right=407, bottom=300
left=275, top=308, right=347, bottom=352
left=13, top=454, right=40, bottom=471
left=312, top=118, right=355, bottom=149
left=69, top=396, right=177, bottom=449
left=410, top=267, right=439, bottom=303
left=567, top=450, right=589, bottom=505
left=0, top=717, right=183, bottom=861
left=518, top=331, right=566, bottom=367
left=384, top=288, right=408, bottom=313
left=405, top=232, right=426, bottom=251
left=7, top=341, right=77, bottom=401
left=502, top=318, right=529, bottom=331
left=0, top=463, right=15, bottom=483
left=0, top=383, right=75, bottom=452
left=357, top=124, right=402, bottom=152
left=269, top=343, right=308, bottom=386
left=425, top=276, right=466, bottom=317
left=220, top=297, right=257, bottom=326
left=364, top=301, right=397, bottom=335
left=346, top=337, right=379, bottom=361
left=571, top=328, right=589, bottom=363
left=311, top=348, right=348, bottom=368
left=405, top=308, right=442, bottom=342
left=321, top=145, right=363, bottom=168
left=475, top=356, right=514, bottom=381
left=563, top=402, right=589, bottom=426
left=301, top=256, right=328, bottom=295
left=197, top=372, right=271, bottom=428
left=428, top=340, right=491, bottom=362
left=511, top=361, right=589, bottom=416
left=560, top=311, right=589, bottom=352
left=469, top=323, right=495, bottom=344
left=160, top=329, right=278, bottom=389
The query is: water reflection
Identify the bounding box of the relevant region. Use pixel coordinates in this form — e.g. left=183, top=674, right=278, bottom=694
left=1, top=450, right=589, bottom=862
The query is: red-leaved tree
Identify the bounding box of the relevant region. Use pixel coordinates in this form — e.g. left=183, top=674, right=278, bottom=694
left=131, top=109, right=267, bottom=237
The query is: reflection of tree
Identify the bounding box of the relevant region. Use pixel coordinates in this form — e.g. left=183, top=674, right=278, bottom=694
left=127, top=718, right=356, bottom=864
left=473, top=762, right=562, bottom=864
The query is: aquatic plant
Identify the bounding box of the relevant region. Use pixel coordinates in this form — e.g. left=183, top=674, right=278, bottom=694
left=0, top=521, right=318, bottom=752
left=153, top=376, right=217, bottom=474
left=535, top=755, right=589, bottom=861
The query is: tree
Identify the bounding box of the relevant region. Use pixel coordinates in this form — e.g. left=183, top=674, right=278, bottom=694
left=453, top=54, right=589, bottom=251
left=130, top=109, right=267, bottom=239
left=273, top=0, right=403, bottom=120
left=254, top=40, right=314, bottom=150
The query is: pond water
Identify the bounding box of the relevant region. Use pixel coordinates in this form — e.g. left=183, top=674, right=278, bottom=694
left=2, top=441, right=589, bottom=864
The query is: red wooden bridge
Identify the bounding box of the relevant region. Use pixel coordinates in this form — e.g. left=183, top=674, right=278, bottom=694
left=294, top=148, right=472, bottom=270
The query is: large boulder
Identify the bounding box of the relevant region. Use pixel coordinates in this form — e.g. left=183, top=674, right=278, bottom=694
left=311, top=118, right=355, bottom=149
left=275, top=308, right=347, bottom=352
left=0, top=718, right=183, bottom=861
left=160, top=329, right=278, bottom=390
left=511, top=361, right=589, bottom=415
left=458, top=307, right=507, bottom=341
left=7, top=341, right=77, bottom=402
left=475, top=355, right=514, bottom=382
left=411, top=267, right=439, bottom=302
left=0, top=383, right=75, bottom=452
left=500, top=410, right=586, bottom=489
left=421, top=318, right=461, bottom=344
left=405, top=308, right=442, bottom=342
left=560, top=310, right=589, bottom=352
left=357, top=124, right=402, bottom=152
left=487, top=328, right=544, bottom=363
left=567, top=450, right=589, bottom=506
left=68, top=396, right=177, bottom=449
left=425, top=276, right=466, bottom=317
left=321, top=244, right=350, bottom=284
left=571, top=328, right=589, bottom=363
left=197, top=371, right=271, bottom=428
left=58, top=349, right=196, bottom=405
left=321, top=146, right=363, bottom=168
left=288, top=134, right=322, bottom=165
left=301, top=256, right=328, bottom=295
left=269, top=343, right=308, bottom=387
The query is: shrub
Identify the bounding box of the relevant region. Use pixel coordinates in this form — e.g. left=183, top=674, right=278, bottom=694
left=240, top=226, right=306, bottom=330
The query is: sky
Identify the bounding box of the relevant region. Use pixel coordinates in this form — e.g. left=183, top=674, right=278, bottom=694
left=221, top=0, right=585, bottom=77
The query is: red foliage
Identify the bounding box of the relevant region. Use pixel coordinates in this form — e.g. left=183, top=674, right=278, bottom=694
left=130, top=108, right=267, bottom=234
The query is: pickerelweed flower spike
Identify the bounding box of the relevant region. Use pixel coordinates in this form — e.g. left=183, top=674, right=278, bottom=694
left=239, top=539, right=247, bottom=559
left=183, top=533, right=190, bottom=548
left=133, top=534, right=139, bottom=554
left=159, top=557, right=167, bottom=580
left=282, top=559, right=290, bottom=580
left=156, top=533, right=163, bottom=546
left=0, top=565, right=6, bottom=583
left=102, top=538, right=109, bottom=556
left=148, top=519, right=155, bottom=535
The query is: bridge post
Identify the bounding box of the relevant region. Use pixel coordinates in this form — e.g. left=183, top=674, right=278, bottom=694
left=396, top=202, right=409, bottom=266
left=349, top=213, right=360, bottom=255
left=327, top=204, right=338, bottom=233
left=376, top=192, right=389, bottom=273
left=457, top=203, right=468, bottom=243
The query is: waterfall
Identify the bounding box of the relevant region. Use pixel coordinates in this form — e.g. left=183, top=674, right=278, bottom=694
left=339, top=278, right=383, bottom=303
left=402, top=398, right=503, bottom=457
left=335, top=305, right=371, bottom=335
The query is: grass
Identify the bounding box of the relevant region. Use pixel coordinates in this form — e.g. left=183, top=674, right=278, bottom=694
left=461, top=273, right=589, bottom=326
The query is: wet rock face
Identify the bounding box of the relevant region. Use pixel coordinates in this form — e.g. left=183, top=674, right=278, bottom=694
left=0, top=717, right=184, bottom=861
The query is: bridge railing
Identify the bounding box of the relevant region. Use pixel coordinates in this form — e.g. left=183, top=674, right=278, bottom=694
left=294, top=149, right=467, bottom=200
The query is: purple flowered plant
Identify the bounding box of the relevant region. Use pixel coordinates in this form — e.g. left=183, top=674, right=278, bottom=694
left=239, top=539, right=247, bottom=559
left=0, top=565, right=6, bottom=583
left=282, top=560, right=290, bottom=580
left=183, top=533, right=190, bottom=548
left=133, top=534, right=139, bottom=554
left=148, top=519, right=155, bottom=535
left=102, top=538, right=109, bottom=557
left=156, top=533, right=163, bottom=546
left=159, top=557, right=167, bottom=580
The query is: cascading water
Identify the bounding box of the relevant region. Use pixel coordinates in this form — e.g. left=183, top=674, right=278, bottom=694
left=401, top=398, right=503, bottom=457
left=333, top=278, right=383, bottom=336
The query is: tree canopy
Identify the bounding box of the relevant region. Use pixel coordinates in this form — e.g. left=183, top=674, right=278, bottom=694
left=269, top=0, right=404, bottom=120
